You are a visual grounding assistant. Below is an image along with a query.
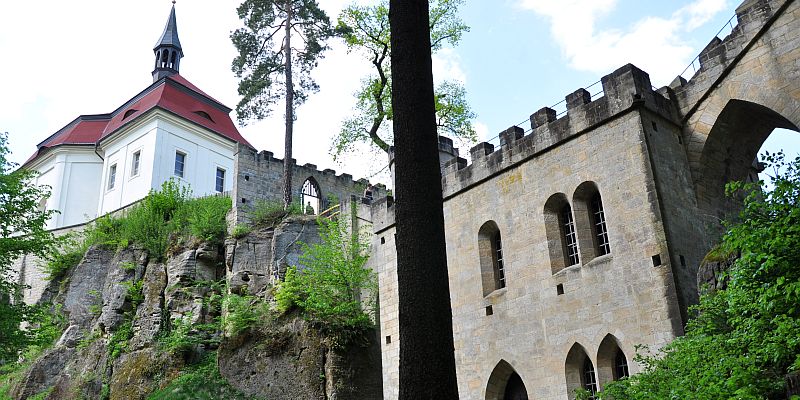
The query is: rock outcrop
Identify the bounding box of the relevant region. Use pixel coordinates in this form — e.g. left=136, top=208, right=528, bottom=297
left=8, top=217, right=382, bottom=400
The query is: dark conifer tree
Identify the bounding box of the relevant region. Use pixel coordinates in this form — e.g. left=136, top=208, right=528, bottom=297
left=389, top=1, right=459, bottom=398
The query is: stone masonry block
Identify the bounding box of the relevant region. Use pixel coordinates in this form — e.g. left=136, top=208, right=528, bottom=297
left=530, top=107, right=557, bottom=128
left=566, top=89, right=592, bottom=110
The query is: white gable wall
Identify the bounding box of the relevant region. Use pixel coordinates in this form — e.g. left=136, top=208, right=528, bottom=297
left=97, top=110, right=235, bottom=215
left=97, top=119, right=158, bottom=214
left=29, top=147, right=103, bottom=229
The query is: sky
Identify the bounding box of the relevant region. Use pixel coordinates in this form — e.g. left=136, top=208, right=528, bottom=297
left=1, top=0, right=798, bottom=187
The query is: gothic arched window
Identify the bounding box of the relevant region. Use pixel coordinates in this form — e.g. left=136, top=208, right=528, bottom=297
left=301, top=178, right=321, bottom=215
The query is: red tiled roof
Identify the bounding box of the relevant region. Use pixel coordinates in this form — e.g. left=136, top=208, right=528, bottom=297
left=24, top=74, right=251, bottom=166
left=100, top=75, right=252, bottom=147
left=24, top=117, right=110, bottom=165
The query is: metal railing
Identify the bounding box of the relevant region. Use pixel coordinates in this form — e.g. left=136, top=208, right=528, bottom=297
left=678, top=13, right=739, bottom=80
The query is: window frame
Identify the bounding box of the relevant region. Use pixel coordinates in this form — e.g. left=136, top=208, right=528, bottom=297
left=130, top=149, right=141, bottom=178
left=215, top=167, right=225, bottom=193
left=174, top=151, right=186, bottom=178
left=590, top=193, right=611, bottom=256
left=107, top=163, right=117, bottom=191
left=560, top=204, right=580, bottom=266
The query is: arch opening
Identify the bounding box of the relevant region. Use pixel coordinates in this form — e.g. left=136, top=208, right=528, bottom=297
left=544, top=193, right=576, bottom=274
left=596, top=334, right=629, bottom=389
left=301, top=177, right=321, bottom=215
left=565, top=343, right=597, bottom=400
left=696, top=99, right=799, bottom=227
left=573, top=182, right=610, bottom=263
left=485, top=360, right=529, bottom=400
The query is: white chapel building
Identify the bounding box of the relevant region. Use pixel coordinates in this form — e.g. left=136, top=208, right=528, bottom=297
left=22, top=6, right=252, bottom=230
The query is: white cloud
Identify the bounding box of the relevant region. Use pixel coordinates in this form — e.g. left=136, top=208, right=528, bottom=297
left=432, top=48, right=467, bottom=84
left=518, top=0, right=729, bottom=85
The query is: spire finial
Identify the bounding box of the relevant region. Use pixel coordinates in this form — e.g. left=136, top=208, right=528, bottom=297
left=152, top=3, right=184, bottom=82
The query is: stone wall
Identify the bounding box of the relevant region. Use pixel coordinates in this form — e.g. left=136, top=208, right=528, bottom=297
left=370, top=64, right=694, bottom=399
left=230, top=143, right=386, bottom=225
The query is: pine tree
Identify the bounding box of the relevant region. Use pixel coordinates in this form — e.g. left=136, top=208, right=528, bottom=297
left=232, top=0, right=333, bottom=208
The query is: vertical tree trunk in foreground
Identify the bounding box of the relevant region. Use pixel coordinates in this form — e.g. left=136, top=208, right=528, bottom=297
left=282, top=0, right=294, bottom=209
left=389, top=1, right=459, bottom=398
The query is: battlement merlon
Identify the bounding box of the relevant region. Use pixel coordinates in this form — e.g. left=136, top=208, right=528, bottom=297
left=441, top=63, right=680, bottom=199
left=370, top=195, right=396, bottom=234
left=231, top=143, right=386, bottom=225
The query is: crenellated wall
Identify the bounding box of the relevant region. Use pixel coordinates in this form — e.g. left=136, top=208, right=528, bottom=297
left=440, top=64, right=679, bottom=199
left=230, top=143, right=386, bottom=225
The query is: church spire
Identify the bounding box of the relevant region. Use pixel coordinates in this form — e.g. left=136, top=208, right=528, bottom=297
left=152, top=4, right=184, bottom=82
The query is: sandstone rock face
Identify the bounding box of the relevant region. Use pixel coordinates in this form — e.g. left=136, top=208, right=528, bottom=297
left=218, top=317, right=383, bottom=400
left=10, top=219, right=382, bottom=400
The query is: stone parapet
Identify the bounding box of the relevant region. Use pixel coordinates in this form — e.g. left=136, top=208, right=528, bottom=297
left=671, top=0, right=791, bottom=118
left=231, top=143, right=385, bottom=225
left=441, top=63, right=679, bottom=198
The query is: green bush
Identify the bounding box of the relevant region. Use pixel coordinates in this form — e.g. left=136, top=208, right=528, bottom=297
left=250, top=200, right=303, bottom=227
left=222, top=292, right=270, bottom=337
left=598, top=152, right=800, bottom=399
left=229, top=224, right=251, bottom=239
left=274, top=218, right=376, bottom=346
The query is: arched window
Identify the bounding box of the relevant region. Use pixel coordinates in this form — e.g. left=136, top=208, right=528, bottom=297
left=573, top=182, right=611, bottom=263
left=596, top=334, right=629, bottom=388
left=485, top=360, right=529, bottom=400
left=301, top=178, right=321, bottom=215
left=565, top=343, right=596, bottom=400
left=544, top=193, right=578, bottom=273
left=478, top=221, right=506, bottom=296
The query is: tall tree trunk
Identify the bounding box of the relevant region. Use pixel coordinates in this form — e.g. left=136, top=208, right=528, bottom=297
left=282, top=0, right=294, bottom=209
left=389, top=1, right=459, bottom=399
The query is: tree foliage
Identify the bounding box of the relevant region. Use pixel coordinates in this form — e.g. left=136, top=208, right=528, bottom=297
left=274, top=218, right=376, bottom=346
left=0, top=132, right=60, bottom=362
left=598, top=152, right=800, bottom=399
left=232, top=0, right=333, bottom=208
left=331, top=0, right=475, bottom=161
left=231, top=0, right=332, bottom=122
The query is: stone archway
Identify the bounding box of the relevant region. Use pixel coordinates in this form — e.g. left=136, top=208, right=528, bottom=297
left=485, top=360, right=529, bottom=400
left=693, top=99, right=798, bottom=221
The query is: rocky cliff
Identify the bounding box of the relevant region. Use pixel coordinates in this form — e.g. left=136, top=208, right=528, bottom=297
left=7, top=216, right=382, bottom=400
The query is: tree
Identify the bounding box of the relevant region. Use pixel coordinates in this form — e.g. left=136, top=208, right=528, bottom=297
left=232, top=0, right=333, bottom=208
left=594, top=152, right=800, bottom=399
left=0, top=132, right=59, bottom=362
left=390, top=1, right=459, bottom=398
left=331, top=0, right=474, bottom=163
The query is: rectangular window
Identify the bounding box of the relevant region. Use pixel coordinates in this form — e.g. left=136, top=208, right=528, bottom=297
left=174, top=151, right=185, bottom=177
left=131, top=150, right=141, bottom=177
left=107, top=164, right=117, bottom=190
left=494, top=233, right=506, bottom=289
left=215, top=168, right=225, bottom=193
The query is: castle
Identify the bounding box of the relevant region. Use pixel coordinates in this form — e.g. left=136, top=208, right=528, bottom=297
left=13, top=0, right=800, bottom=399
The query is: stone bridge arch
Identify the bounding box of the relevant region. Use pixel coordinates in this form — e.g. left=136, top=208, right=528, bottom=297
left=672, top=0, right=800, bottom=222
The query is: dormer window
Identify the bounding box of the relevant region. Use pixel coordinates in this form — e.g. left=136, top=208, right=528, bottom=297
left=123, top=109, right=138, bottom=120
left=193, top=111, right=213, bottom=122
